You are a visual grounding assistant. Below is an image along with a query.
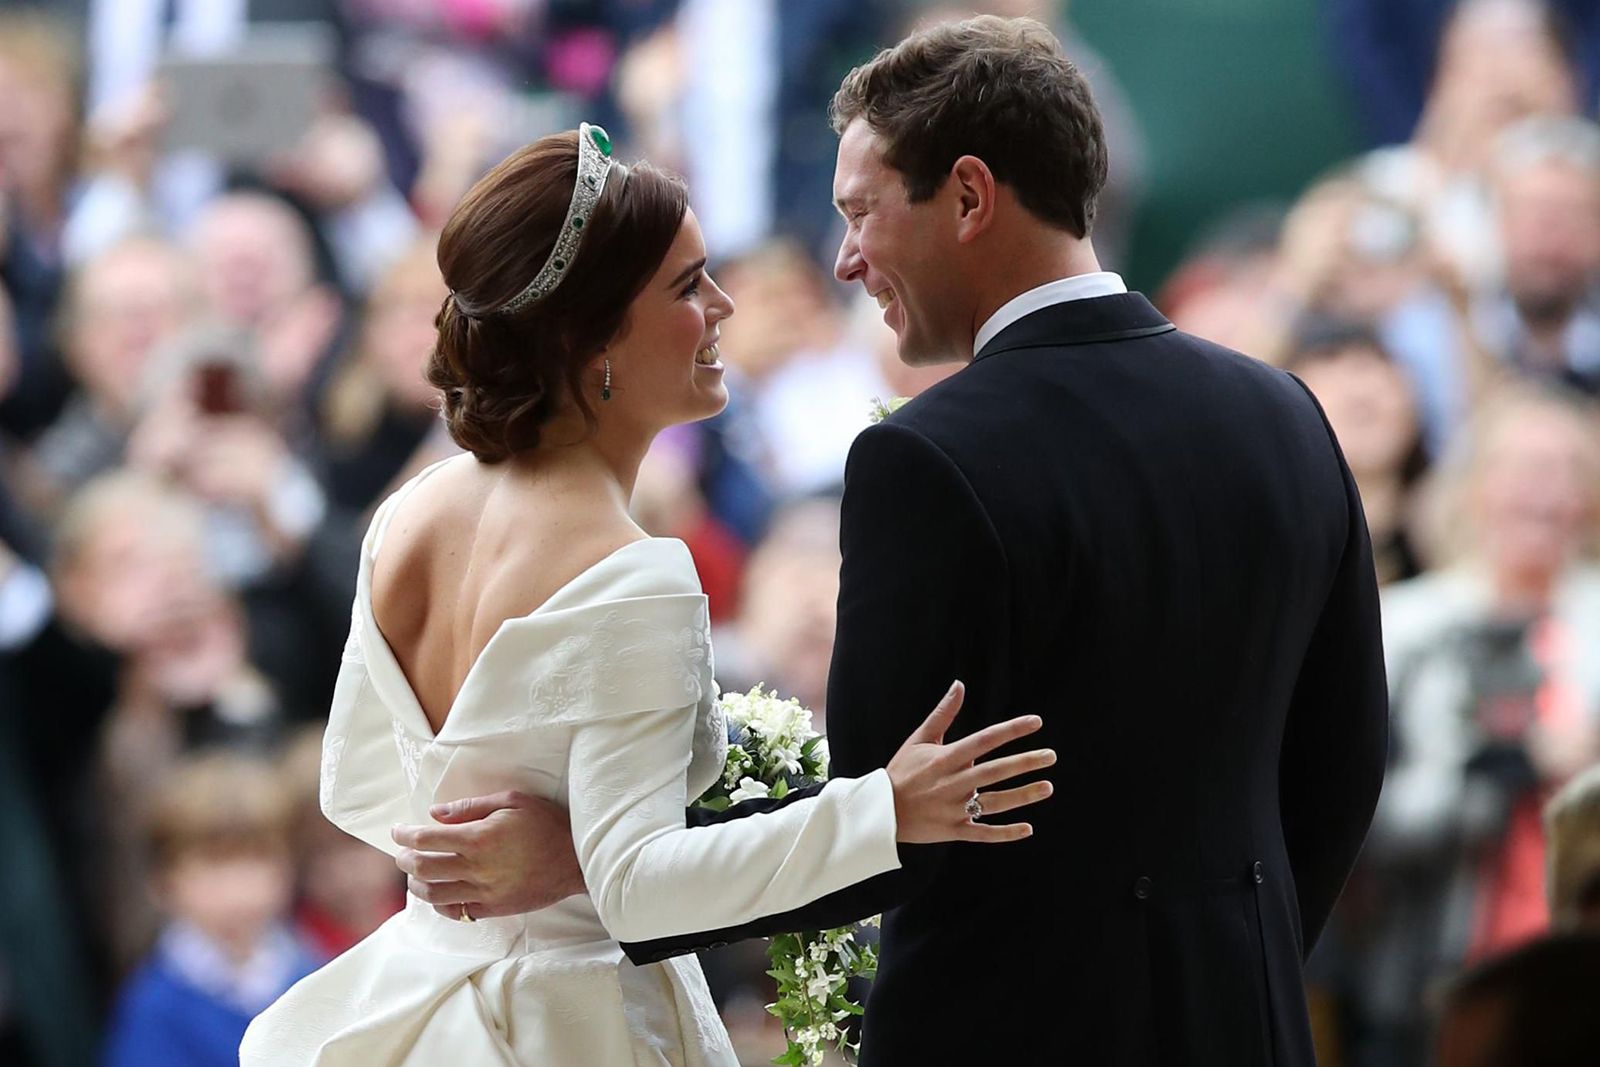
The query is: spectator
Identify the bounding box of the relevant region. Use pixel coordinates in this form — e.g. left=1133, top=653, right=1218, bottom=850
left=0, top=522, right=117, bottom=1067
left=716, top=239, right=890, bottom=498
left=1474, top=116, right=1600, bottom=395
left=101, top=753, right=317, bottom=1067
left=715, top=495, right=844, bottom=720
left=183, top=191, right=345, bottom=430
left=1244, top=175, right=1488, bottom=455
left=1284, top=317, right=1431, bottom=584
left=51, top=472, right=294, bottom=964
left=313, top=236, right=445, bottom=513
left=1358, top=384, right=1600, bottom=1061
left=0, top=10, right=87, bottom=440
left=1434, top=932, right=1600, bottom=1067
left=25, top=236, right=199, bottom=511
left=1545, top=763, right=1600, bottom=930
left=1324, top=0, right=1600, bottom=149
left=1356, top=0, right=1580, bottom=293
left=630, top=428, right=748, bottom=621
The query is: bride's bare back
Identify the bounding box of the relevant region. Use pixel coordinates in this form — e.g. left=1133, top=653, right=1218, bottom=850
left=370, top=455, right=645, bottom=734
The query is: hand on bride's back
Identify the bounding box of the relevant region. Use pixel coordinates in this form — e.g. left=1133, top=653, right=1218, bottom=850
left=392, top=791, right=585, bottom=920
left=886, top=681, right=1055, bottom=844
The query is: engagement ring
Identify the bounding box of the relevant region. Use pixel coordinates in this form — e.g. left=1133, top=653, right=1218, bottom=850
left=964, top=793, right=983, bottom=821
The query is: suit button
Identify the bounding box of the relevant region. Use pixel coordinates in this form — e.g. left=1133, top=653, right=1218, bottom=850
left=1252, top=862, right=1264, bottom=884
left=1133, top=876, right=1152, bottom=900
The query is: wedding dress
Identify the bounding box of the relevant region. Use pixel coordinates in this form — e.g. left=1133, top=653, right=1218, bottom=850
left=240, top=461, right=901, bottom=1066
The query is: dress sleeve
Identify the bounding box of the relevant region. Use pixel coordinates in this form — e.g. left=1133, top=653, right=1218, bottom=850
left=316, top=613, right=409, bottom=856
left=317, top=489, right=416, bottom=856
left=537, top=589, right=903, bottom=944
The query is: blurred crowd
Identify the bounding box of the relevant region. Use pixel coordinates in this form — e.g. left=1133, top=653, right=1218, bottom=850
left=1, top=0, right=1599, bottom=1065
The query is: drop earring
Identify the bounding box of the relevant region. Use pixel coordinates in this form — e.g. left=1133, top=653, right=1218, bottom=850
left=602, top=359, right=612, bottom=401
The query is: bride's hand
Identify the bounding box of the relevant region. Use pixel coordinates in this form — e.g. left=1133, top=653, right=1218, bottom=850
left=886, top=680, right=1054, bottom=844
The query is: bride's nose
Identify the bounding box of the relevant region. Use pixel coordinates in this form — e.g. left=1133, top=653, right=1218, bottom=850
left=706, top=274, right=735, bottom=322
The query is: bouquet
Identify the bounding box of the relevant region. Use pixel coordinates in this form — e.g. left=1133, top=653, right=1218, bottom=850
left=694, top=685, right=880, bottom=1067
left=867, top=396, right=910, bottom=424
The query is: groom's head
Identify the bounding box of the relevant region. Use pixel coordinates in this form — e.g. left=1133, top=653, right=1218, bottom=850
left=830, top=15, right=1107, bottom=366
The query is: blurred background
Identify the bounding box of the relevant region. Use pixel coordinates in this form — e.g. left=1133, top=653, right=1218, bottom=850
left=1, top=0, right=1599, bottom=1065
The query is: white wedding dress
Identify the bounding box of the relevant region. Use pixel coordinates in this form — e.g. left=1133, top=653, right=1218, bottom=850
left=241, top=462, right=902, bottom=1066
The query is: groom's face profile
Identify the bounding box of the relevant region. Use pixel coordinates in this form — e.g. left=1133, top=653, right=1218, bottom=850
left=833, top=119, right=961, bottom=367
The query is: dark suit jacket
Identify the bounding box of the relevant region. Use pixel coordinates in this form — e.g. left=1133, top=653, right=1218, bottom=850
left=626, top=293, right=1388, bottom=1066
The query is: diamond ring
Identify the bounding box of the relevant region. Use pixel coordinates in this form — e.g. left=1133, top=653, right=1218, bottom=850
left=964, top=793, right=983, bottom=821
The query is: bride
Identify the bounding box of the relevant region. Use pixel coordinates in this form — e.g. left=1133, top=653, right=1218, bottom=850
left=240, top=126, right=1054, bottom=1066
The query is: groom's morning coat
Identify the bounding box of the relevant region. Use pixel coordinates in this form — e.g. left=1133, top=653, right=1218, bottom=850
left=626, top=293, right=1389, bottom=1067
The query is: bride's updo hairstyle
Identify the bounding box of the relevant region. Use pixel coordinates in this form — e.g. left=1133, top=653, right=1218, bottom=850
left=426, top=131, right=688, bottom=462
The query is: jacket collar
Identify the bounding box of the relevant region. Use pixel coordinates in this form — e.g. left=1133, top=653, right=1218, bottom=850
left=972, top=292, right=1176, bottom=362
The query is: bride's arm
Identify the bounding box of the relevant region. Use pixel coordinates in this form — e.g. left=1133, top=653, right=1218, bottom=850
left=568, top=689, right=903, bottom=943
left=571, top=671, right=1044, bottom=943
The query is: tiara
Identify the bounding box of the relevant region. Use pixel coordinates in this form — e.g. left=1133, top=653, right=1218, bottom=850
left=497, top=123, right=617, bottom=316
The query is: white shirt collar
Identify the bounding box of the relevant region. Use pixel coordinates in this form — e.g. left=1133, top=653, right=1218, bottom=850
left=972, top=272, right=1128, bottom=358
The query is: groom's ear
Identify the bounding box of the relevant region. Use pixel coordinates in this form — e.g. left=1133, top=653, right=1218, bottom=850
left=949, top=155, right=996, bottom=244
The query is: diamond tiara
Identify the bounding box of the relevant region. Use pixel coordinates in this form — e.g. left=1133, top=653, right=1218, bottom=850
left=496, top=123, right=617, bottom=316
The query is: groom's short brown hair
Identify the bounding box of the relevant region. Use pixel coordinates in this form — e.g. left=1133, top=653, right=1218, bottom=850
left=830, top=15, right=1107, bottom=238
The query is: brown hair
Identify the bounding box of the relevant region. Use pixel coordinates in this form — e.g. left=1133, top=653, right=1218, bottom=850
left=427, top=132, right=688, bottom=463
left=146, top=753, right=294, bottom=872
left=830, top=15, right=1107, bottom=238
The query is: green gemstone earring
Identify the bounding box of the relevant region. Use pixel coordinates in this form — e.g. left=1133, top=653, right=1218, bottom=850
left=602, top=358, right=612, bottom=401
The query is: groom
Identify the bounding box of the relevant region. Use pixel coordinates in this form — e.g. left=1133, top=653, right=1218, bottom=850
left=394, top=16, right=1388, bottom=1065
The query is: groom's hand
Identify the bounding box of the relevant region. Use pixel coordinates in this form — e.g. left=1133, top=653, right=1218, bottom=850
left=391, top=791, right=586, bottom=920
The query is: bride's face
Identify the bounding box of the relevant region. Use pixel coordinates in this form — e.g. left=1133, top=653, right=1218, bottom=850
left=604, top=210, right=733, bottom=429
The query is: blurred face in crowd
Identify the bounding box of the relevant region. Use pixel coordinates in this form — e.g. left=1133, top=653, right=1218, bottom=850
left=362, top=245, right=448, bottom=413
left=1472, top=401, right=1600, bottom=584
left=188, top=194, right=317, bottom=328
left=1429, top=1, right=1578, bottom=167
left=1277, top=181, right=1425, bottom=321
left=834, top=119, right=967, bottom=366
left=604, top=210, right=735, bottom=431
left=162, top=847, right=296, bottom=961
left=67, top=239, right=196, bottom=415
left=716, top=245, right=836, bottom=380
left=56, top=484, right=216, bottom=653
left=1294, top=343, right=1420, bottom=481
left=1496, top=159, right=1600, bottom=326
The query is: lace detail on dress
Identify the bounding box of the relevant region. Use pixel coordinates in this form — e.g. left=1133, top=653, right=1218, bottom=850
left=341, top=602, right=364, bottom=665
left=319, top=735, right=345, bottom=812
left=509, top=602, right=713, bottom=731
left=686, top=687, right=727, bottom=802
left=511, top=611, right=626, bottom=731
left=663, top=954, right=729, bottom=1051
left=391, top=717, right=423, bottom=791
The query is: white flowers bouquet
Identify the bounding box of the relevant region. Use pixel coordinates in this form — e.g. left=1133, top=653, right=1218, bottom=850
left=694, top=685, right=879, bottom=1067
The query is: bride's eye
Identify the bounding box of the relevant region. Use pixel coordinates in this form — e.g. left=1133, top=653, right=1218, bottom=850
left=680, top=273, right=703, bottom=299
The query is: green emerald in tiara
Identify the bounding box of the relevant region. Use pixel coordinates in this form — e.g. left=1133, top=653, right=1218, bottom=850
left=492, top=122, right=614, bottom=316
